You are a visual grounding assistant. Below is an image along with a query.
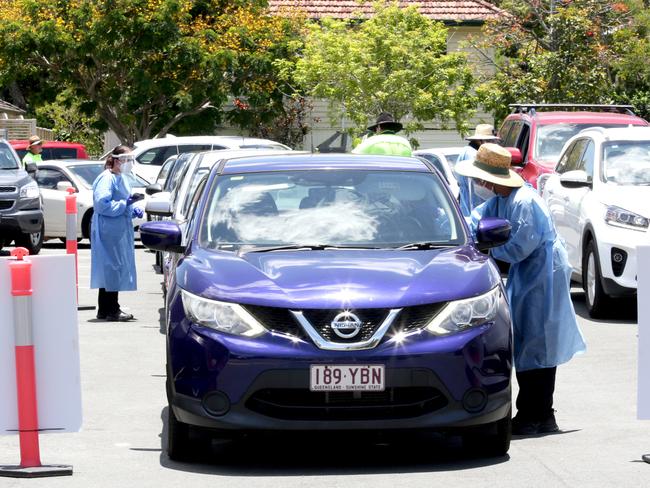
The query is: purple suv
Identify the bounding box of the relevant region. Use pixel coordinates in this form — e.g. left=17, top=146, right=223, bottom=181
left=140, top=153, right=514, bottom=460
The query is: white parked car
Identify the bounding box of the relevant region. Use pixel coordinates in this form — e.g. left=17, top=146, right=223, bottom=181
left=542, top=127, right=650, bottom=317
left=34, top=160, right=149, bottom=242
left=413, top=147, right=463, bottom=199
left=104, top=135, right=292, bottom=182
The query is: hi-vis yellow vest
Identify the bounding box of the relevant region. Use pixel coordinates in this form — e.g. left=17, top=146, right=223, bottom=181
left=352, top=134, right=412, bottom=156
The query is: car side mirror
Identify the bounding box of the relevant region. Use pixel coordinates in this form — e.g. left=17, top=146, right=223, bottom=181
left=146, top=183, right=163, bottom=195
left=559, top=170, right=592, bottom=189
left=476, top=217, right=511, bottom=251
left=25, top=162, right=37, bottom=175
left=139, top=221, right=185, bottom=253
left=56, top=181, right=73, bottom=192
left=504, top=147, right=523, bottom=166
left=145, top=192, right=172, bottom=217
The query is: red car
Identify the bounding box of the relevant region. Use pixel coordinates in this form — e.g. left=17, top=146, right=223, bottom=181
left=498, top=104, right=649, bottom=187
left=10, top=140, right=88, bottom=160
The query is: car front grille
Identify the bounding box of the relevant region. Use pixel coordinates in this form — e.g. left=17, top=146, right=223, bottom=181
left=243, top=305, right=305, bottom=339
left=246, top=386, right=448, bottom=420
left=0, top=200, right=14, bottom=210
left=242, top=302, right=446, bottom=345
left=0, top=186, right=17, bottom=193
left=302, top=308, right=389, bottom=343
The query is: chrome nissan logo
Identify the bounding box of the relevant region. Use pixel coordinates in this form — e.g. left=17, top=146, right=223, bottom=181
left=330, top=311, right=363, bottom=339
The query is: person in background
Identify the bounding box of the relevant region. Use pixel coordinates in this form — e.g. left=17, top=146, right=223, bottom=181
left=22, top=135, right=43, bottom=167
left=455, top=143, right=586, bottom=435
left=455, top=124, right=500, bottom=217
left=90, top=145, right=144, bottom=322
left=352, top=112, right=412, bottom=156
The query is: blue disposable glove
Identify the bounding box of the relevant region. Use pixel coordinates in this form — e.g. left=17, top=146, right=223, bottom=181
left=126, top=193, right=144, bottom=206
left=132, top=207, right=144, bottom=219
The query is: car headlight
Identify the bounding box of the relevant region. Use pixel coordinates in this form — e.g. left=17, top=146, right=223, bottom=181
left=426, top=287, right=502, bottom=335
left=181, top=290, right=266, bottom=337
left=605, top=205, right=649, bottom=231
left=19, top=181, right=40, bottom=199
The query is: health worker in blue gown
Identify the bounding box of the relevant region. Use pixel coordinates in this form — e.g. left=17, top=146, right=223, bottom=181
left=90, top=145, right=144, bottom=322
left=454, top=124, right=500, bottom=218
left=455, top=143, right=586, bottom=436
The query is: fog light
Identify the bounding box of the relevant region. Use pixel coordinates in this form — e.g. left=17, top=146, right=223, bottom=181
left=462, top=388, right=488, bottom=413
left=202, top=391, right=230, bottom=416
left=611, top=248, right=627, bottom=277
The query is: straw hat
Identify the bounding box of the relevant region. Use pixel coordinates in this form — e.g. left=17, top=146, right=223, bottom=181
left=27, top=135, right=43, bottom=148
left=454, top=143, right=524, bottom=188
left=465, top=124, right=499, bottom=141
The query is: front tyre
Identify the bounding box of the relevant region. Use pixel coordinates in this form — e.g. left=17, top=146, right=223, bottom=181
left=15, top=221, right=44, bottom=255
left=582, top=240, right=610, bottom=318
left=462, top=410, right=511, bottom=457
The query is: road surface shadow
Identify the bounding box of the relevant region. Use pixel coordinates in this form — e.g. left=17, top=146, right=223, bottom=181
left=157, top=407, right=509, bottom=475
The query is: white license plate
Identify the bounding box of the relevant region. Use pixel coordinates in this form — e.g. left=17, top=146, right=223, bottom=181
left=309, top=364, right=385, bottom=391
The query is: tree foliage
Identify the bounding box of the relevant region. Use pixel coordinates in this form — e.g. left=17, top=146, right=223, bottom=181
left=285, top=1, right=478, bottom=139
left=0, top=0, right=304, bottom=145
left=476, top=0, right=632, bottom=123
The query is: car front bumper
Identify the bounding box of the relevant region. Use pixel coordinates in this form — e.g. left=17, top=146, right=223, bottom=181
left=593, top=221, right=648, bottom=295
left=166, top=296, right=512, bottom=432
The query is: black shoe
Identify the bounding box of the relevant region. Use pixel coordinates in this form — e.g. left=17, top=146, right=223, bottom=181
left=538, top=412, right=559, bottom=433
left=96, top=312, right=107, bottom=320
left=512, top=416, right=539, bottom=436
left=105, top=311, right=134, bottom=322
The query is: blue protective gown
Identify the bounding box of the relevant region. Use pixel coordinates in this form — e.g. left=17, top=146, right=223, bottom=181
left=455, top=146, right=488, bottom=217
left=471, top=184, right=586, bottom=371
left=90, top=170, right=137, bottom=292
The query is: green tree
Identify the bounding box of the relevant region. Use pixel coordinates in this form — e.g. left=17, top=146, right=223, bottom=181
left=284, top=1, right=477, bottom=141
left=475, top=0, right=629, bottom=123
left=610, top=1, right=650, bottom=119
left=0, top=0, right=303, bottom=145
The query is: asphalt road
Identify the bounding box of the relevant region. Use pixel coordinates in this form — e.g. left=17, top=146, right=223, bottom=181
left=0, top=242, right=648, bottom=487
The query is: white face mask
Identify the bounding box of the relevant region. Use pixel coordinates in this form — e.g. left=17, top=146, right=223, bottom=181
left=472, top=181, right=496, bottom=201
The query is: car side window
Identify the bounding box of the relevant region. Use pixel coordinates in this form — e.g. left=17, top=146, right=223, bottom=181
left=557, top=139, right=588, bottom=174
left=34, top=168, right=71, bottom=190
left=578, top=140, right=595, bottom=178
left=184, top=176, right=208, bottom=239
left=502, top=121, right=522, bottom=147
left=517, top=124, right=530, bottom=161
left=155, top=158, right=176, bottom=185
left=178, top=144, right=212, bottom=154
left=498, top=121, right=513, bottom=143
left=137, top=146, right=178, bottom=166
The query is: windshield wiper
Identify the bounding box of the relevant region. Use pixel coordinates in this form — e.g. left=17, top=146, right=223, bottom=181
left=242, top=244, right=381, bottom=253
left=395, top=242, right=455, bottom=250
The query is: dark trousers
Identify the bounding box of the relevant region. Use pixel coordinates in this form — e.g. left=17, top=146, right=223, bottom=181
left=515, top=366, right=557, bottom=421
left=98, top=288, right=120, bottom=316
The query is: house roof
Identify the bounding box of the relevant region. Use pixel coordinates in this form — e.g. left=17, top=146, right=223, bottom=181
left=268, top=0, right=503, bottom=23
left=0, top=100, right=25, bottom=114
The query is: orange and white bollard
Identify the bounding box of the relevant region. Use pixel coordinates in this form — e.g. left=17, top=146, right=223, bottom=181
left=0, top=248, right=72, bottom=478
left=65, top=188, right=78, bottom=301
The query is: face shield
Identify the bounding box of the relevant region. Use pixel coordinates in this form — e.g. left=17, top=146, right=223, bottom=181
left=113, top=153, right=135, bottom=174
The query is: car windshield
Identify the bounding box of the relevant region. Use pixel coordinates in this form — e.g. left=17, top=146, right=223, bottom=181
left=69, top=164, right=149, bottom=189
left=0, top=144, right=19, bottom=169
left=200, top=169, right=465, bottom=251
left=536, top=123, right=632, bottom=162
left=603, top=141, right=650, bottom=185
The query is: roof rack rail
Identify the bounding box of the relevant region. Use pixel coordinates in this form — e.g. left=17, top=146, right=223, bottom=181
left=509, top=103, right=636, bottom=116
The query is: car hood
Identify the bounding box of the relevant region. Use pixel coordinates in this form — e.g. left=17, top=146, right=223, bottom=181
left=176, top=247, right=500, bottom=309
left=598, top=183, right=650, bottom=217
left=0, top=169, right=30, bottom=185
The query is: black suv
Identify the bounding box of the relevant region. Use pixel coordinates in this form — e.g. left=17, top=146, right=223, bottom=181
left=0, top=139, right=44, bottom=254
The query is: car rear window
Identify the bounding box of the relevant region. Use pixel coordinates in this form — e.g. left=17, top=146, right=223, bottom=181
left=200, top=169, right=465, bottom=250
